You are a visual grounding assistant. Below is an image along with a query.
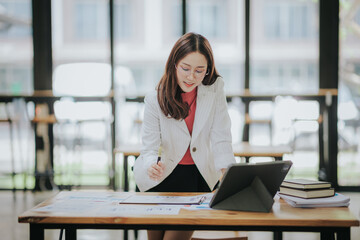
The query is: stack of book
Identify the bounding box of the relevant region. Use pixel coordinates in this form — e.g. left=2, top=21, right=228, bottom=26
left=279, top=179, right=334, bottom=199
left=279, top=192, right=350, bottom=208
left=278, top=179, right=350, bottom=208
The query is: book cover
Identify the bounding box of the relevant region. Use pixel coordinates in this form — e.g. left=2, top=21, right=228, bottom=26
left=281, top=179, right=331, bottom=190
left=279, top=186, right=335, bottom=199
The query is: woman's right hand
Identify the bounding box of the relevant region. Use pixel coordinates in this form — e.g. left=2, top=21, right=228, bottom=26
left=147, top=161, right=165, bottom=181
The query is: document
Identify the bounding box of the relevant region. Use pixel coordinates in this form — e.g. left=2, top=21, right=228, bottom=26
left=279, top=192, right=350, bottom=208
left=120, top=195, right=206, bottom=205
left=101, top=205, right=181, bottom=215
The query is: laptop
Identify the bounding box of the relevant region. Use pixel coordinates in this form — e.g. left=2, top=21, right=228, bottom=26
left=209, top=160, right=293, bottom=212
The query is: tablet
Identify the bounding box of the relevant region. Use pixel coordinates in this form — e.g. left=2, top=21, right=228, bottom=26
left=209, top=160, right=293, bottom=212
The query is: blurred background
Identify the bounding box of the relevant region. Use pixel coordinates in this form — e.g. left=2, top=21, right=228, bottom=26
left=0, top=0, right=359, bottom=191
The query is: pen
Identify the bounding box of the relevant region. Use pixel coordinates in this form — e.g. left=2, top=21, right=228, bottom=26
left=157, top=146, right=162, bottom=164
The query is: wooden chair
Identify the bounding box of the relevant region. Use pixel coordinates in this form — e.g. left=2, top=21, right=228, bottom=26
left=31, top=110, right=58, bottom=191
left=242, top=99, right=274, bottom=145
left=191, top=231, right=248, bottom=240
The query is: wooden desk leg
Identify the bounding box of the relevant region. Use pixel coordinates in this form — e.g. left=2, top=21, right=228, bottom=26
left=30, top=224, right=44, bottom=240
left=320, top=230, right=335, bottom=240
left=242, top=123, right=250, bottom=142
left=273, top=231, right=282, bottom=240
left=318, top=116, right=326, bottom=181
left=124, top=229, right=129, bottom=240
left=124, top=155, right=129, bottom=192
left=335, top=228, right=350, bottom=240
left=245, top=157, right=250, bottom=163
left=242, top=101, right=250, bottom=142
left=65, top=227, right=77, bottom=240
left=123, top=155, right=130, bottom=240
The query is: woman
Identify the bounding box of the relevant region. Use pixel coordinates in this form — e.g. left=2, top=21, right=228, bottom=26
left=133, top=32, right=236, bottom=240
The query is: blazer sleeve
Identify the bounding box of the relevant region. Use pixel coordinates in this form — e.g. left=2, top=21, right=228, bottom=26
left=133, top=92, right=161, bottom=191
left=210, top=78, right=236, bottom=170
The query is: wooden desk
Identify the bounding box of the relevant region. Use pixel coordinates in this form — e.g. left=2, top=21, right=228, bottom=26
left=115, top=143, right=291, bottom=191
left=18, top=191, right=359, bottom=240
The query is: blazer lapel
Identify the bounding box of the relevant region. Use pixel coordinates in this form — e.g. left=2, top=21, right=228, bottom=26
left=174, top=118, right=189, bottom=135
left=192, top=84, right=215, bottom=141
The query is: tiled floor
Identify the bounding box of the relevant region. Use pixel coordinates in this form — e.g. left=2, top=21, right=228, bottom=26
left=2, top=190, right=359, bottom=240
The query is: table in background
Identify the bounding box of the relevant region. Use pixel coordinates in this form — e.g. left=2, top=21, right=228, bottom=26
left=232, top=142, right=292, bottom=162
left=114, top=144, right=142, bottom=191
left=114, top=142, right=292, bottom=191
left=18, top=191, right=359, bottom=240
left=227, top=89, right=338, bottom=182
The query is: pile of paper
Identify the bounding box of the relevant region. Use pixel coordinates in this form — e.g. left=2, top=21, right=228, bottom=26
left=279, top=192, right=350, bottom=208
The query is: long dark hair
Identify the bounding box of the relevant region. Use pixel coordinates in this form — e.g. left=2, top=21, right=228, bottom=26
left=157, top=32, right=219, bottom=120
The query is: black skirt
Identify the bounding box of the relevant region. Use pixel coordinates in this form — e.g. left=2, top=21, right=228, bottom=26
left=147, top=164, right=211, bottom=192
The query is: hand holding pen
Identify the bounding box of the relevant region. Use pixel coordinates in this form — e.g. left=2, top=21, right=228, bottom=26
left=147, top=147, right=165, bottom=181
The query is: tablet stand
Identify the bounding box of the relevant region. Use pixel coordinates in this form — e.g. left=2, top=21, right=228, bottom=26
left=211, top=176, right=274, bottom=212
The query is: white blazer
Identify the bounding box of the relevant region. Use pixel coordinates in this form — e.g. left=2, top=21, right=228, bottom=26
left=133, top=77, right=236, bottom=192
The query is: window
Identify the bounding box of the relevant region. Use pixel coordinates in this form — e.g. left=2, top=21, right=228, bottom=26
left=187, top=0, right=228, bottom=40
left=263, top=0, right=317, bottom=40
left=75, top=1, right=108, bottom=40
left=251, top=0, right=319, bottom=94
left=0, top=0, right=32, bottom=94
left=338, top=0, right=360, bottom=186
left=114, top=0, right=132, bottom=40
left=52, top=0, right=110, bottom=66
left=0, top=0, right=31, bottom=38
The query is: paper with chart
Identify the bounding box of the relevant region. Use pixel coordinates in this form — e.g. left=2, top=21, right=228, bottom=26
left=120, top=194, right=206, bottom=205
left=33, top=192, right=182, bottom=215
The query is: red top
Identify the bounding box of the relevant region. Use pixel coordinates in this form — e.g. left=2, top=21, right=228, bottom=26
left=178, top=87, right=197, bottom=165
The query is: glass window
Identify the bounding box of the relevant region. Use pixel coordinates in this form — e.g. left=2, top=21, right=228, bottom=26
left=52, top=0, right=110, bottom=66
left=75, top=1, right=108, bottom=40
left=263, top=0, right=316, bottom=40
left=187, top=0, right=228, bottom=40
left=114, top=1, right=131, bottom=40
left=264, top=5, right=281, bottom=39
left=0, top=0, right=33, bottom=94
left=338, top=0, right=360, bottom=186
left=251, top=0, right=319, bottom=94
left=162, top=0, right=182, bottom=44
left=0, top=0, right=31, bottom=38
